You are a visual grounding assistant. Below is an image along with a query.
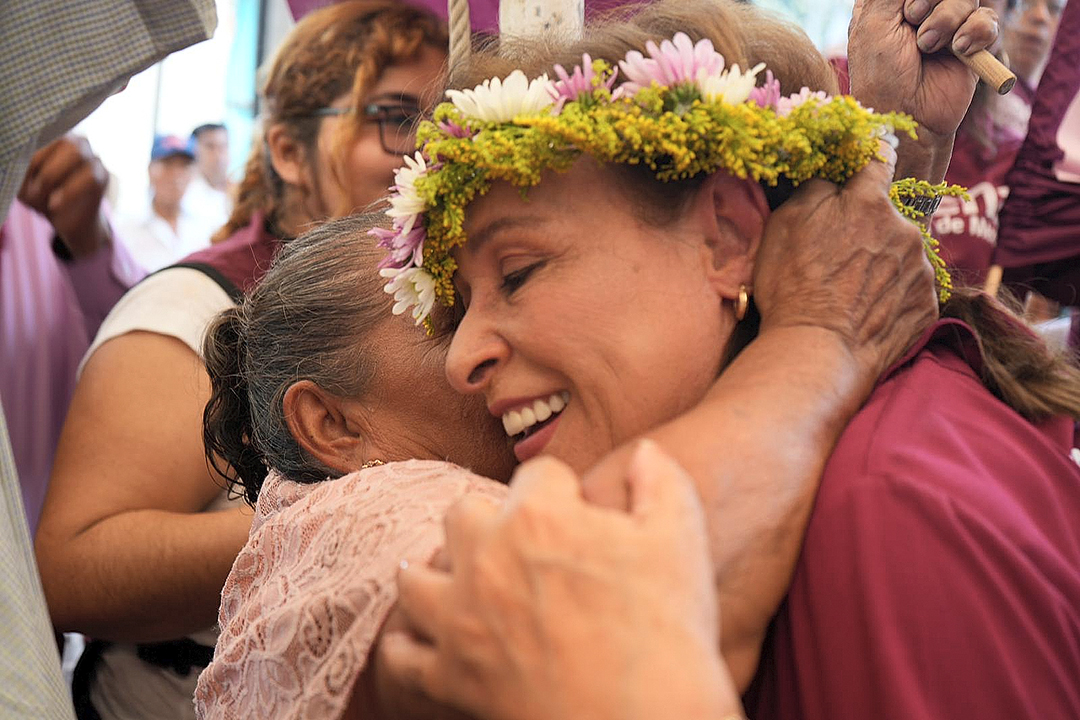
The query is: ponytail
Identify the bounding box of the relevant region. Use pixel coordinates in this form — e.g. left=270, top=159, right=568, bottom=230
left=941, top=288, right=1080, bottom=421
left=203, top=307, right=268, bottom=505
left=213, top=142, right=277, bottom=244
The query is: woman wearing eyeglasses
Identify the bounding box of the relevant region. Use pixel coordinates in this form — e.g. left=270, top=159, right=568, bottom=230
left=33, top=4, right=447, bottom=719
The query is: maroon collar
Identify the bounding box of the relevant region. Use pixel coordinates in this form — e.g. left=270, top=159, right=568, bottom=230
left=881, top=318, right=985, bottom=383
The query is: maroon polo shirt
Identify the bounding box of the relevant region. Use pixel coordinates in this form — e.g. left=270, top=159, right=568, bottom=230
left=745, top=319, right=1080, bottom=720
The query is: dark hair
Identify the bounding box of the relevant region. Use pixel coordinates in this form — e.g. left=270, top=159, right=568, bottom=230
left=451, top=0, right=1080, bottom=421
left=216, top=1, right=448, bottom=242
left=191, top=123, right=226, bottom=140
left=202, top=213, right=389, bottom=505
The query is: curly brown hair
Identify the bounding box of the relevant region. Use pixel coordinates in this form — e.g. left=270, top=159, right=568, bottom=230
left=215, top=1, right=447, bottom=242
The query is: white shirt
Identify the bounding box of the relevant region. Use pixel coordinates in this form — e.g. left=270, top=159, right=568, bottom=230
left=182, top=173, right=231, bottom=241
left=118, top=208, right=210, bottom=272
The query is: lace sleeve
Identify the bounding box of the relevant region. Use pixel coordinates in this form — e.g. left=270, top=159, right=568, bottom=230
left=195, top=460, right=508, bottom=720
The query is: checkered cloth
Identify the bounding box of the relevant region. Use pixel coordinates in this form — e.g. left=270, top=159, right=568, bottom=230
left=0, top=2, right=215, bottom=717
left=0, top=402, right=73, bottom=719
left=0, top=0, right=218, bottom=226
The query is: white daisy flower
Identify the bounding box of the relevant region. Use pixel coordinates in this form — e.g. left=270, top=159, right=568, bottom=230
left=696, top=62, right=765, bottom=105
left=380, top=266, right=437, bottom=325
left=386, top=152, right=429, bottom=234
left=445, top=70, right=556, bottom=123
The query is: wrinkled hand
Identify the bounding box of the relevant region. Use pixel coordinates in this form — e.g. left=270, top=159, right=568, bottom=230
left=848, top=0, right=999, bottom=179
left=753, top=143, right=938, bottom=382
left=18, top=136, right=112, bottom=258
left=380, top=442, right=739, bottom=720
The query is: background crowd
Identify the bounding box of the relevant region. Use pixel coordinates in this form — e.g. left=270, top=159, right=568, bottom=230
left=1, top=0, right=1077, bottom=719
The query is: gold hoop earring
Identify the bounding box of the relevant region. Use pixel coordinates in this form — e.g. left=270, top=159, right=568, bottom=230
left=735, top=285, right=750, bottom=321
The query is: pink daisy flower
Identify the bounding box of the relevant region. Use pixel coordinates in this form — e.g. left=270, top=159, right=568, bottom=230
left=777, top=87, right=831, bottom=117
left=549, top=54, right=618, bottom=109
left=371, top=222, right=425, bottom=270
left=618, top=32, right=726, bottom=96
left=748, top=70, right=782, bottom=110
left=437, top=119, right=473, bottom=138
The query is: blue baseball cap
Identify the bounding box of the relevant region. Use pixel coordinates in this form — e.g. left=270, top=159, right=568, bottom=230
left=151, top=134, right=195, bottom=162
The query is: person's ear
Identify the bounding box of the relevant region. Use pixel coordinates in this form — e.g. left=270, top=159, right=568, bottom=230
left=265, top=123, right=310, bottom=189
left=282, top=380, right=368, bottom=475
left=697, top=172, right=770, bottom=301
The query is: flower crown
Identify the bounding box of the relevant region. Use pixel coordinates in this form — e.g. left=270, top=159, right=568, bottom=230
left=374, top=32, right=964, bottom=329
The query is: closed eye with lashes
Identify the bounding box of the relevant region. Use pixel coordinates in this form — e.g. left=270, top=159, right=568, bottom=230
left=501, top=262, right=542, bottom=294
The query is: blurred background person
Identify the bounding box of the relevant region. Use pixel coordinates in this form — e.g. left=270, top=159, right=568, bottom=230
left=119, top=135, right=208, bottom=271
left=993, top=0, right=1080, bottom=348
left=932, top=0, right=1063, bottom=287
left=1005, top=0, right=1065, bottom=91
left=183, top=123, right=232, bottom=241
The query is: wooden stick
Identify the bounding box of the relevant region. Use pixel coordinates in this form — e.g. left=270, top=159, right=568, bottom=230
left=955, top=48, right=1017, bottom=95
left=984, top=264, right=1004, bottom=296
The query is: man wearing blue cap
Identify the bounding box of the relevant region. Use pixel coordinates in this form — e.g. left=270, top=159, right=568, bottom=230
left=119, top=135, right=209, bottom=272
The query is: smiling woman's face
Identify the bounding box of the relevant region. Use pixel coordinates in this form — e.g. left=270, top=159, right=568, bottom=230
left=444, top=160, right=751, bottom=473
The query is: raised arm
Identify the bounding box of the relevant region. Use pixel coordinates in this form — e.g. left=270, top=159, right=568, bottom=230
left=16, top=136, right=145, bottom=332
left=847, top=0, right=1000, bottom=182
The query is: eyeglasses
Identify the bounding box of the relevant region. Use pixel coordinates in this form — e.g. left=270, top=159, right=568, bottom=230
left=313, top=102, right=423, bottom=155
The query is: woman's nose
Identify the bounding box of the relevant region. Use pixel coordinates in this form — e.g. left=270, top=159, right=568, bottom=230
left=1025, top=0, right=1052, bottom=23
left=445, top=308, right=508, bottom=395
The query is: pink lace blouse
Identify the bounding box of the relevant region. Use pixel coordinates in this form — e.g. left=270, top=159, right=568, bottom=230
left=194, top=460, right=507, bottom=719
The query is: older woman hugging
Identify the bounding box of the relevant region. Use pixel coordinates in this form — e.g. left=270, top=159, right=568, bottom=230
left=194, top=124, right=958, bottom=720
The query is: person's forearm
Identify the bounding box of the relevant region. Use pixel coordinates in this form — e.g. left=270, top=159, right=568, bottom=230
left=36, top=506, right=251, bottom=642
left=584, top=326, right=870, bottom=691
left=686, top=326, right=868, bottom=688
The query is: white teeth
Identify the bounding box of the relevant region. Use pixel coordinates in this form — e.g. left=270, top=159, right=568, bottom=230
left=549, top=392, right=566, bottom=413
left=503, top=410, right=524, bottom=436
left=501, top=392, right=570, bottom=437
left=533, top=399, right=552, bottom=422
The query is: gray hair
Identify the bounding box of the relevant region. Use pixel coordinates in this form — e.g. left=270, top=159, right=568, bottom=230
left=202, top=213, right=389, bottom=505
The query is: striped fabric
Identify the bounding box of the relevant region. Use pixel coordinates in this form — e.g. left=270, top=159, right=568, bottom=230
left=0, top=402, right=73, bottom=719
left=0, top=0, right=218, bottom=225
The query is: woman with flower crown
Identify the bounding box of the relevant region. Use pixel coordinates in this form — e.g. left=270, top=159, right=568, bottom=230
left=366, top=1, right=1080, bottom=719
left=195, top=1, right=1079, bottom=719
